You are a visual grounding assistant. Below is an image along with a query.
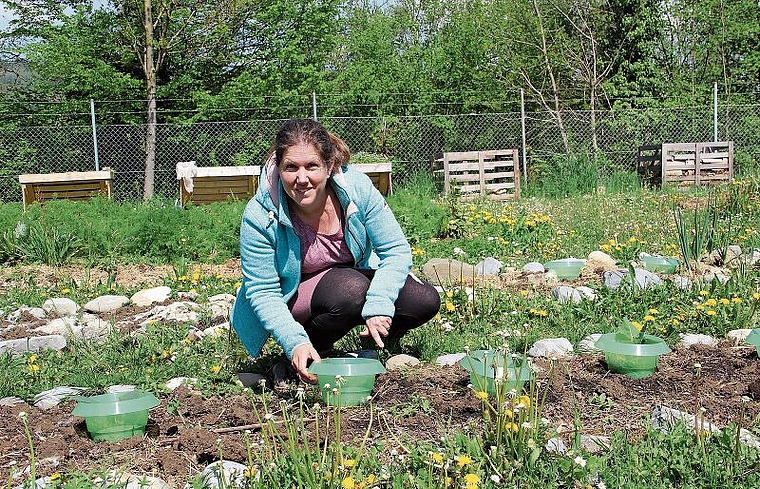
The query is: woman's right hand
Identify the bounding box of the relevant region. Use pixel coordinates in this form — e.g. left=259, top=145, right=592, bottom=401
left=291, top=343, right=321, bottom=382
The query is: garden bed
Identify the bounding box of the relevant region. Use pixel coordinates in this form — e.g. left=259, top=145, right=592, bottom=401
left=3, top=346, right=758, bottom=486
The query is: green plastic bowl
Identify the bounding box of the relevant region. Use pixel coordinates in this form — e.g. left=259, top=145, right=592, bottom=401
left=640, top=255, right=680, bottom=273
left=72, top=390, right=160, bottom=442
left=745, top=329, right=760, bottom=355
left=308, top=358, right=386, bottom=406
left=543, top=258, right=585, bottom=279
left=459, top=350, right=532, bottom=395
left=595, top=333, right=671, bottom=379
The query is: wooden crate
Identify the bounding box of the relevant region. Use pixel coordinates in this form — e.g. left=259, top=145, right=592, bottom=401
left=19, top=168, right=113, bottom=209
left=639, top=142, right=733, bottom=187
left=354, top=162, right=392, bottom=196
left=435, top=149, right=520, bottom=200
left=180, top=166, right=260, bottom=205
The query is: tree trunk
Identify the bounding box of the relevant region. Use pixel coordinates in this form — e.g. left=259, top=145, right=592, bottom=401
left=142, top=0, right=156, bottom=201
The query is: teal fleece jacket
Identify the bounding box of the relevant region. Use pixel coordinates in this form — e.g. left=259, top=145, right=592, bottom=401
left=231, top=160, right=412, bottom=359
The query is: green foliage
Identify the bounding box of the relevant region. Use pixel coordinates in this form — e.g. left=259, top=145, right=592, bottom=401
left=524, top=154, right=600, bottom=198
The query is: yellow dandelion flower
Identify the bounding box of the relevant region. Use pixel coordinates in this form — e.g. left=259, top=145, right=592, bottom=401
left=705, top=298, right=717, bottom=307
left=464, top=473, right=481, bottom=489
left=28, top=364, right=40, bottom=373
left=61, top=288, right=70, bottom=294
left=706, top=310, right=717, bottom=316
left=648, top=308, right=659, bottom=315
left=28, top=354, right=37, bottom=363
left=608, top=239, right=616, bottom=246
left=412, top=247, right=426, bottom=257
left=446, top=291, right=453, bottom=298
left=699, top=290, right=709, bottom=296
left=504, top=409, right=514, bottom=419
left=600, top=244, right=611, bottom=252
left=754, top=292, right=760, bottom=300
left=244, top=466, right=257, bottom=478
left=628, top=237, right=637, bottom=243
left=445, top=301, right=456, bottom=312
left=234, top=281, right=242, bottom=289
left=518, top=395, right=531, bottom=408
left=445, top=477, right=453, bottom=486
left=644, top=315, right=656, bottom=322
left=519, top=290, right=529, bottom=297
left=178, top=275, right=188, bottom=281
left=732, top=297, right=742, bottom=304
left=508, top=422, right=519, bottom=432
left=631, top=321, right=643, bottom=331
left=431, top=452, right=444, bottom=464
left=210, top=365, right=222, bottom=374
left=342, top=459, right=356, bottom=469
left=366, top=474, right=375, bottom=484
left=457, top=454, right=473, bottom=467
left=474, top=391, right=489, bottom=401
left=49, top=473, right=61, bottom=481
left=670, top=318, right=680, bottom=325
left=161, top=349, right=172, bottom=359
left=695, top=304, right=705, bottom=311
left=719, top=298, right=730, bottom=306
left=341, top=476, right=355, bottom=489
left=192, top=271, right=201, bottom=281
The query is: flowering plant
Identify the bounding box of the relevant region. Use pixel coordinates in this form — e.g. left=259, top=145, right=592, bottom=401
left=617, top=318, right=645, bottom=344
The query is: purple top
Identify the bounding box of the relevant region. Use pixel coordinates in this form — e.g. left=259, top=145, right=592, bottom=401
left=288, top=210, right=354, bottom=324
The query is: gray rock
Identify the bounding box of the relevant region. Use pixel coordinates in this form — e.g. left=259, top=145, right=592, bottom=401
left=672, top=276, right=692, bottom=290
left=545, top=437, right=567, bottom=454
left=33, top=386, right=87, bottom=410
left=678, top=333, right=718, bottom=348
left=130, top=286, right=172, bottom=307
left=0, top=396, right=26, bottom=406
left=522, top=261, right=545, bottom=273
left=105, top=473, right=172, bottom=489
left=575, top=286, right=596, bottom=300
left=0, top=335, right=68, bottom=354
left=587, top=250, right=617, bottom=268
left=475, top=257, right=502, bottom=276
left=528, top=338, right=574, bottom=358
left=78, top=314, right=114, bottom=340
left=748, top=249, right=760, bottom=266
left=603, top=268, right=662, bottom=290
left=10, top=306, right=47, bottom=321
left=652, top=405, right=719, bottom=435
left=33, top=316, right=77, bottom=336
left=202, top=323, right=229, bottom=338
left=41, top=298, right=79, bottom=317
left=578, top=334, right=602, bottom=353
left=422, top=258, right=476, bottom=284
left=727, top=328, right=753, bottom=345
left=552, top=286, right=582, bottom=304
left=177, top=291, right=200, bottom=301
left=436, top=353, right=466, bottom=366
left=188, top=460, right=249, bottom=489
left=385, top=354, right=421, bottom=370
left=234, top=373, right=264, bottom=388
left=84, top=294, right=130, bottom=313
left=703, top=270, right=730, bottom=285
left=581, top=434, right=610, bottom=454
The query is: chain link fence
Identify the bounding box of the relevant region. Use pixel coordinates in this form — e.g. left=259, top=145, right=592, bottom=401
left=0, top=103, right=758, bottom=202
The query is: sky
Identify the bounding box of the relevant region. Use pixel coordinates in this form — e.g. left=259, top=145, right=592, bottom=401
left=0, top=1, right=110, bottom=30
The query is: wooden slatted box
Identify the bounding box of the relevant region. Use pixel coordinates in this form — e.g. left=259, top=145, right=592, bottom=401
left=19, top=168, right=113, bottom=209
left=437, top=149, right=520, bottom=200
left=180, top=166, right=260, bottom=205
left=354, top=162, right=392, bottom=196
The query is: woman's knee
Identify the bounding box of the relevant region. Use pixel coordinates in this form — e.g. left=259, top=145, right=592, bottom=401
left=312, top=268, right=370, bottom=315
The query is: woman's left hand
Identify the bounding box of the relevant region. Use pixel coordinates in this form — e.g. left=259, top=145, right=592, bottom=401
left=360, top=316, right=391, bottom=348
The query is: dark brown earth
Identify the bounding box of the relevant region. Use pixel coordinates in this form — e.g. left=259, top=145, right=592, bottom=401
left=3, top=346, right=759, bottom=487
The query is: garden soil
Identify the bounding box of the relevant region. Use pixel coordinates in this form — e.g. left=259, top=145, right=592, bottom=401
left=2, top=262, right=759, bottom=486
left=3, top=347, right=759, bottom=487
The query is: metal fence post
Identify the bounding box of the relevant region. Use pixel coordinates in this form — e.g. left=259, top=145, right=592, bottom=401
left=90, top=99, right=100, bottom=171
left=312, top=92, right=318, bottom=121
left=520, top=88, right=528, bottom=186
left=713, top=82, right=718, bottom=142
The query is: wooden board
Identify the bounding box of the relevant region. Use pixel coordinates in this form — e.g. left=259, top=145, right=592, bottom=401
left=180, top=166, right=260, bottom=205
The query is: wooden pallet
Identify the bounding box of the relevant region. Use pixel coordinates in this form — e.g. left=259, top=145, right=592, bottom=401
left=435, top=149, right=520, bottom=200
left=638, top=142, right=733, bottom=187
left=19, top=168, right=113, bottom=209
left=180, top=166, right=260, bottom=205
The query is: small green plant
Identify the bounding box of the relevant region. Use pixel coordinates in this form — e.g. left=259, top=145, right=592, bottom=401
left=616, top=318, right=645, bottom=343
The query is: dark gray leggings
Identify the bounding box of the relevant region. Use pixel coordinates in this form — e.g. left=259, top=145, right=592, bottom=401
left=303, top=268, right=440, bottom=353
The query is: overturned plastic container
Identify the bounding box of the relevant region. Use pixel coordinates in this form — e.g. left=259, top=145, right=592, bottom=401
left=640, top=255, right=680, bottom=274
left=308, top=358, right=386, bottom=406
left=745, top=329, right=760, bottom=356
left=595, top=333, right=671, bottom=379
left=543, top=258, right=586, bottom=279
left=459, top=350, right=533, bottom=395
left=72, top=390, right=160, bottom=442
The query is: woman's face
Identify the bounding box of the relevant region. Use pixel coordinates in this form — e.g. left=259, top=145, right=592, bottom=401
left=279, top=142, right=332, bottom=213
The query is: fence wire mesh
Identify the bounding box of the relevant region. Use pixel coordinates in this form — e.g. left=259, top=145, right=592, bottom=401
left=1, top=103, right=759, bottom=203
